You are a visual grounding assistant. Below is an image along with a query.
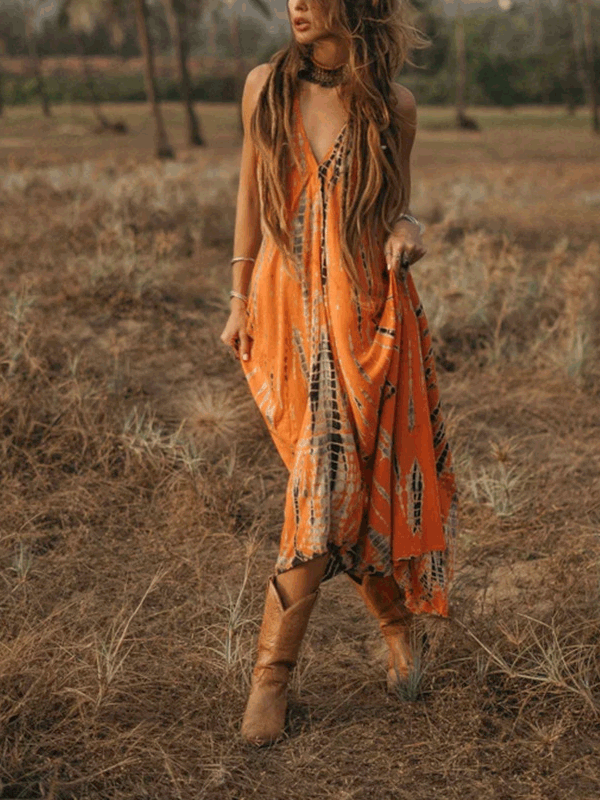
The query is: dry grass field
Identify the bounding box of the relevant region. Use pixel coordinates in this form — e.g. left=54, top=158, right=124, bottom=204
left=0, top=101, right=599, bottom=800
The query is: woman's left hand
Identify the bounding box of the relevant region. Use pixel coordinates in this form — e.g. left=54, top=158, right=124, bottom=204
left=384, top=220, right=427, bottom=277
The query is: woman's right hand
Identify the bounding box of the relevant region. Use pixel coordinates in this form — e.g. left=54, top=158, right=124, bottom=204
left=220, top=299, right=253, bottom=362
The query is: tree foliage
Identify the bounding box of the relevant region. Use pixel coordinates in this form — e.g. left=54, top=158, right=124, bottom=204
left=0, top=0, right=598, bottom=107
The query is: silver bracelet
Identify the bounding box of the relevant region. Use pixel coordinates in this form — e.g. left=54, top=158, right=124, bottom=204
left=231, top=256, right=255, bottom=265
left=398, top=213, right=425, bottom=235
left=229, top=290, right=248, bottom=303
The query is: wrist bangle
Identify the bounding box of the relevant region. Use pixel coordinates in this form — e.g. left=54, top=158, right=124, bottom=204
left=229, top=290, right=248, bottom=303
left=231, top=257, right=255, bottom=265
left=398, top=214, right=425, bottom=235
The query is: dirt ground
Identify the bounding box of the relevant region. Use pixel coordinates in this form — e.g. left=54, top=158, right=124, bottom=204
left=0, top=101, right=599, bottom=800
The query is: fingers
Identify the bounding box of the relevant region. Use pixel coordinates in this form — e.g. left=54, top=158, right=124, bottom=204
left=386, top=249, right=412, bottom=274
left=220, top=326, right=252, bottom=362
left=384, top=229, right=427, bottom=274
left=239, top=331, right=252, bottom=362
left=385, top=245, right=427, bottom=274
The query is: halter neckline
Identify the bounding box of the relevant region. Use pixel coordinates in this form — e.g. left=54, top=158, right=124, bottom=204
left=295, top=91, right=348, bottom=170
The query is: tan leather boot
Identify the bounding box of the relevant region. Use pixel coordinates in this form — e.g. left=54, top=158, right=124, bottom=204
left=241, top=575, right=319, bottom=746
left=351, top=573, right=415, bottom=691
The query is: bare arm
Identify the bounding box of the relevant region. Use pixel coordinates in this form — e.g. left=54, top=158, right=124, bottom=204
left=230, top=63, right=271, bottom=299
left=383, top=84, right=426, bottom=274
left=392, top=82, right=417, bottom=222
left=220, top=63, right=271, bottom=362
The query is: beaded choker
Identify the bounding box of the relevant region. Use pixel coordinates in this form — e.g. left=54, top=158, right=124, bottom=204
left=297, top=50, right=350, bottom=88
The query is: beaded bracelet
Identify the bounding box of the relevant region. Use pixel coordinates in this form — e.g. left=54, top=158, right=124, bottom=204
left=229, top=290, right=248, bottom=303
left=231, top=256, right=255, bottom=265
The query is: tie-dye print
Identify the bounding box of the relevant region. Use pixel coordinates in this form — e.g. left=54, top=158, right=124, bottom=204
left=240, top=90, right=458, bottom=617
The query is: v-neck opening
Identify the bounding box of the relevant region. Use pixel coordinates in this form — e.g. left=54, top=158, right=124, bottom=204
left=295, top=91, right=348, bottom=170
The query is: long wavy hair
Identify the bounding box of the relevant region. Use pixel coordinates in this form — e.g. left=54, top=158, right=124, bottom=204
left=249, top=0, right=429, bottom=293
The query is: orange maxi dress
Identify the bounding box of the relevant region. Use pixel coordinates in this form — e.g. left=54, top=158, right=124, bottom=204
left=241, top=90, right=458, bottom=618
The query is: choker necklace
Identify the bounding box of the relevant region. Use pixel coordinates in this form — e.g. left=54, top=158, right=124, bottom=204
left=297, top=50, right=349, bottom=88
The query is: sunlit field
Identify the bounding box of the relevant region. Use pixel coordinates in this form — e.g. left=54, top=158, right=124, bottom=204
left=1, top=100, right=599, bottom=799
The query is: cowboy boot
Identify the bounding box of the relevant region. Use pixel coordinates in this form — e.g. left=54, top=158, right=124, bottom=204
left=241, top=574, right=319, bottom=746
left=351, top=573, right=415, bottom=691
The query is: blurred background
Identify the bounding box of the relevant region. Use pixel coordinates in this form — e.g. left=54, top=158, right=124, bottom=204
left=0, top=0, right=598, bottom=148
left=0, top=3, right=599, bottom=799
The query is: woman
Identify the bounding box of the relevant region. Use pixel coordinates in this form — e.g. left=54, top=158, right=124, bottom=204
left=219, top=0, right=459, bottom=747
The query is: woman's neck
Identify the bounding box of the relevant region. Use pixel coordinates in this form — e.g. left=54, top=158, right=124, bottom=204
left=310, top=40, right=349, bottom=70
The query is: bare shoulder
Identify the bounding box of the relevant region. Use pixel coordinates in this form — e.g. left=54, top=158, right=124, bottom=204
left=241, top=63, right=274, bottom=130
left=245, top=63, right=274, bottom=102
left=392, top=83, right=417, bottom=128
left=247, top=62, right=274, bottom=85
left=241, top=63, right=274, bottom=127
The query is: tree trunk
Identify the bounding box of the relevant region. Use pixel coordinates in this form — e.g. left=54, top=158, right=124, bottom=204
left=164, top=0, right=205, bottom=146
left=75, top=37, right=126, bottom=134
left=83, top=56, right=109, bottom=128
left=208, top=9, right=218, bottom=57
left=455, top=2, right=466, bottom=120
left=24, top=12, right=51, bottom=118
left=454, top=1, right=478, bottom=130
left=581, top=0, right=599, bottom=133
left=133, top=0, right=175, bottom=159
left=0, top=35, right=4, bottom=116
left=568, top=0, right=599, bottom=134
left=533, top=0, right=544, bottom=51
left=230, top=11, right=245, bottom=136
left=564, top=49, right=581, bottom=114
left=568, top=2, right=588, bottom=92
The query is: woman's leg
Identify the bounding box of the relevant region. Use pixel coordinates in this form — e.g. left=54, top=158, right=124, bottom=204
left=275, top=552, right=329, bottom=608
left=349, top=572, right=415, bottom=691
left=241, top=552, right=328, bottom=746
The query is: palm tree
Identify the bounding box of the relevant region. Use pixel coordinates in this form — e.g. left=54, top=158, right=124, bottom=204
left=219, top=0, right=272, bottom=134
left=532, top=0, right=544, bottom=51
left=22, top=1, right=51, bottom=117
left=58, top=0, right=128, bottom=133
left=454, top=0, right=478, bottom=130
left=579, top=0, right=599, bottom=133
left=0, top=36, right=5, bottom=117
left=133, top=0, right=175, bottom=158
left=568, top=0, right=599, bottom=133
left=162, top=0, right=205, bottom=146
